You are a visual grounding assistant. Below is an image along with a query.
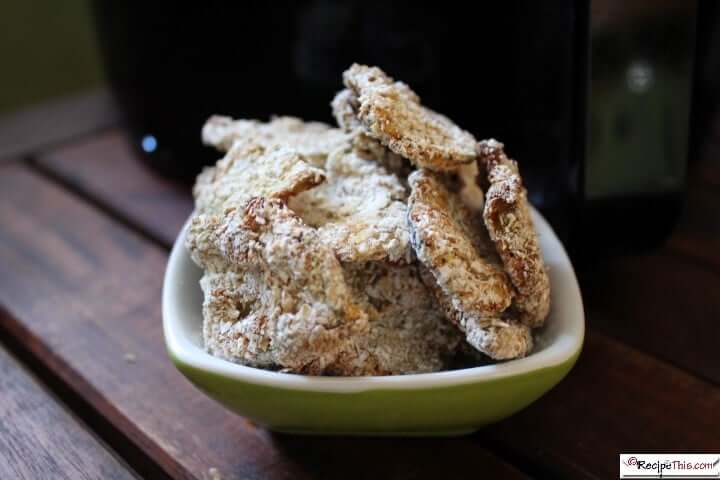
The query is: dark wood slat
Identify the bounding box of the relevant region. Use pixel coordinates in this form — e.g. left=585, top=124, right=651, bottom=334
left=583, top=178, right=720, bottom=383
left=35, top=129, right=193, bottom=246
left=666, top=233, right=720, bottom=272
left=583, top=252, right=720, bottom=383
left=482, top=331, right=720, bottom=479
left=674, top=186, right=720, bottom=241
left=692, top=160, right=720, bottom=190
left=0, top=345, right=136, bottom=480
left=663, top=166, right=720, bottom=265
left=0, top=166, right=527, bottom=480
left=670, top=155, right=720, bottom=267
left=0, top=88, right=121, bottom=161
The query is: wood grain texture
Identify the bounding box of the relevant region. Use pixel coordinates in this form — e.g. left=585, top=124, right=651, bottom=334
left=482, top=331, right=720, bottom=479
left=0, top=345, right=136, bottom=480
left=0, top=165, right=527, bottom=480
left=0, top=89, right=121, bottom=161
left=35, top=129, right=193, bottom=246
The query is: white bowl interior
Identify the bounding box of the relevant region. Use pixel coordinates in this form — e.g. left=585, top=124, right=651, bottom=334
left=163, top=208, right=585, bottom=392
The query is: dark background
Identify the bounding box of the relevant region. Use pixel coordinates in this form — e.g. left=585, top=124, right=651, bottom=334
left=2, top=1, right=717, bottom=261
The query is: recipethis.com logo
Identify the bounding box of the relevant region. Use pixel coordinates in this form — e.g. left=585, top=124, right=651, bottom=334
left=620, top=454, right=720, bottom=478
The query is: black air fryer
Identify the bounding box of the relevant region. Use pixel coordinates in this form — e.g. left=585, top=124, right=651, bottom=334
left=93, top=0, right=714, bottom=263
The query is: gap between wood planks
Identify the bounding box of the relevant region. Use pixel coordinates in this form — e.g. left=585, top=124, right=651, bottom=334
left=0, top=306, right=176, bottom=480
left=0, top=337, right=141, bottom=480
left=27, top=158, right=170, bottom=251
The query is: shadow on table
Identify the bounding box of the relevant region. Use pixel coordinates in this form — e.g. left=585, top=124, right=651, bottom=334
left=267, top=432, right=519, bottom=479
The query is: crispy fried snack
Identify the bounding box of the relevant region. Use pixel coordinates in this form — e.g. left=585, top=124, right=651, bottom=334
left=342, top=64, right=477, bottom=171
left=408, top=169, right=513, bottom=313
left=192, top=140, right=325, bottom=216
left=329, top=262, right=462, bottom=375
left=457, top=160, right=485, bottom=211
left=191, top=198, right=368, bottom=374
left=333, top=69, right=481, bottom=209
left=331, top=88, right=363, bottom=132
left=477, top=139, right=551, bottom=327
left=289, top=147, right=412, bottom=264
left=407, top=170, right=532, bottom=359
left=331, top=88, right=413, bottom=180
left=418, top=268, right=532, bottom=360
left=202, top=115, right=351, bottom=167
left=187, top=64, right=553, bottom=374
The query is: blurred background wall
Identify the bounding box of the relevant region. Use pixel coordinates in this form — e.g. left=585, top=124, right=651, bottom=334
left=0, top=0, right=104, bottom=114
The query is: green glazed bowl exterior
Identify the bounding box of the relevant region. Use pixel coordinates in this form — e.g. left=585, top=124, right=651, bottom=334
left=170, top=350, right=580, bottom=435
left=163, top=208, right=584, bottom=436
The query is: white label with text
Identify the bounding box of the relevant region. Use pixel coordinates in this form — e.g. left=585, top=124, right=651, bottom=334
left=620, top=454, right=720, bottom=478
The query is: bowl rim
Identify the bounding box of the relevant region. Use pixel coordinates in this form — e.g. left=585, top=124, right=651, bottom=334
left=163, top=208, right=585, bottom=393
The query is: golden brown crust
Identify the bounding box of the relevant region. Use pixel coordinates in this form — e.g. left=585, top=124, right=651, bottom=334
left=202, top=115, right=351, bottom=167
left=186, top=65, right=553, bottom=375
left=408, top=169, right=513, bottom=316
left=343, top=64, right=477, bottom=171
left=406, top=170, right=532, bottom=359
left=331, top=89, right=364, bottom=132
left=457, top=160, right=484, bottom=211
left=331, top=88, right=414, bottom=180
left=192, top=141, right=326, bottom=216
left=288, top=147, right=412, bottom=264
left=477, top=139, right=551, bottom=327
left=189, top=198, right=368, bottom=374
left=328, top=262, right=462, bottom=375
left=418, top=268, right=533, bottom=360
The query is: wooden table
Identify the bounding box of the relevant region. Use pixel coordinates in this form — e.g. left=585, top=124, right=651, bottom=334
left=1, top=118, right=718, bottom=479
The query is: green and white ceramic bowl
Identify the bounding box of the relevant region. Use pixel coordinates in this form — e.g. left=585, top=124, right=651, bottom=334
left=163, top=208, right=584, bottom=436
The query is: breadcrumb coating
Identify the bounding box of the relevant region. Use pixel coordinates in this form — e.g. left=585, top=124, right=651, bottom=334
left=331, top=88, right=414, bottom=180
left=202, top=115, right=351, bottom=167
left=289, top=147, right=412, bottom=264
left=192, top=141, right=325, bottom=216
left=329, top=262, right=462, bottom=375
left=185, top=64, right=552, bottom=375
left=408, top=169, right=513, bottom=315
left=418, top=268, right=533, bottom=360
left=190, top=198, right=368, bottom=374
left=457, top=160, right=485, bottom=211
left=331, top=89, right=363, bottom=132
left=407, top=170, right=534, bottom=359
left=343, top=64, right=477, bottom=171
left=477, top=139, right=551, bottom=327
